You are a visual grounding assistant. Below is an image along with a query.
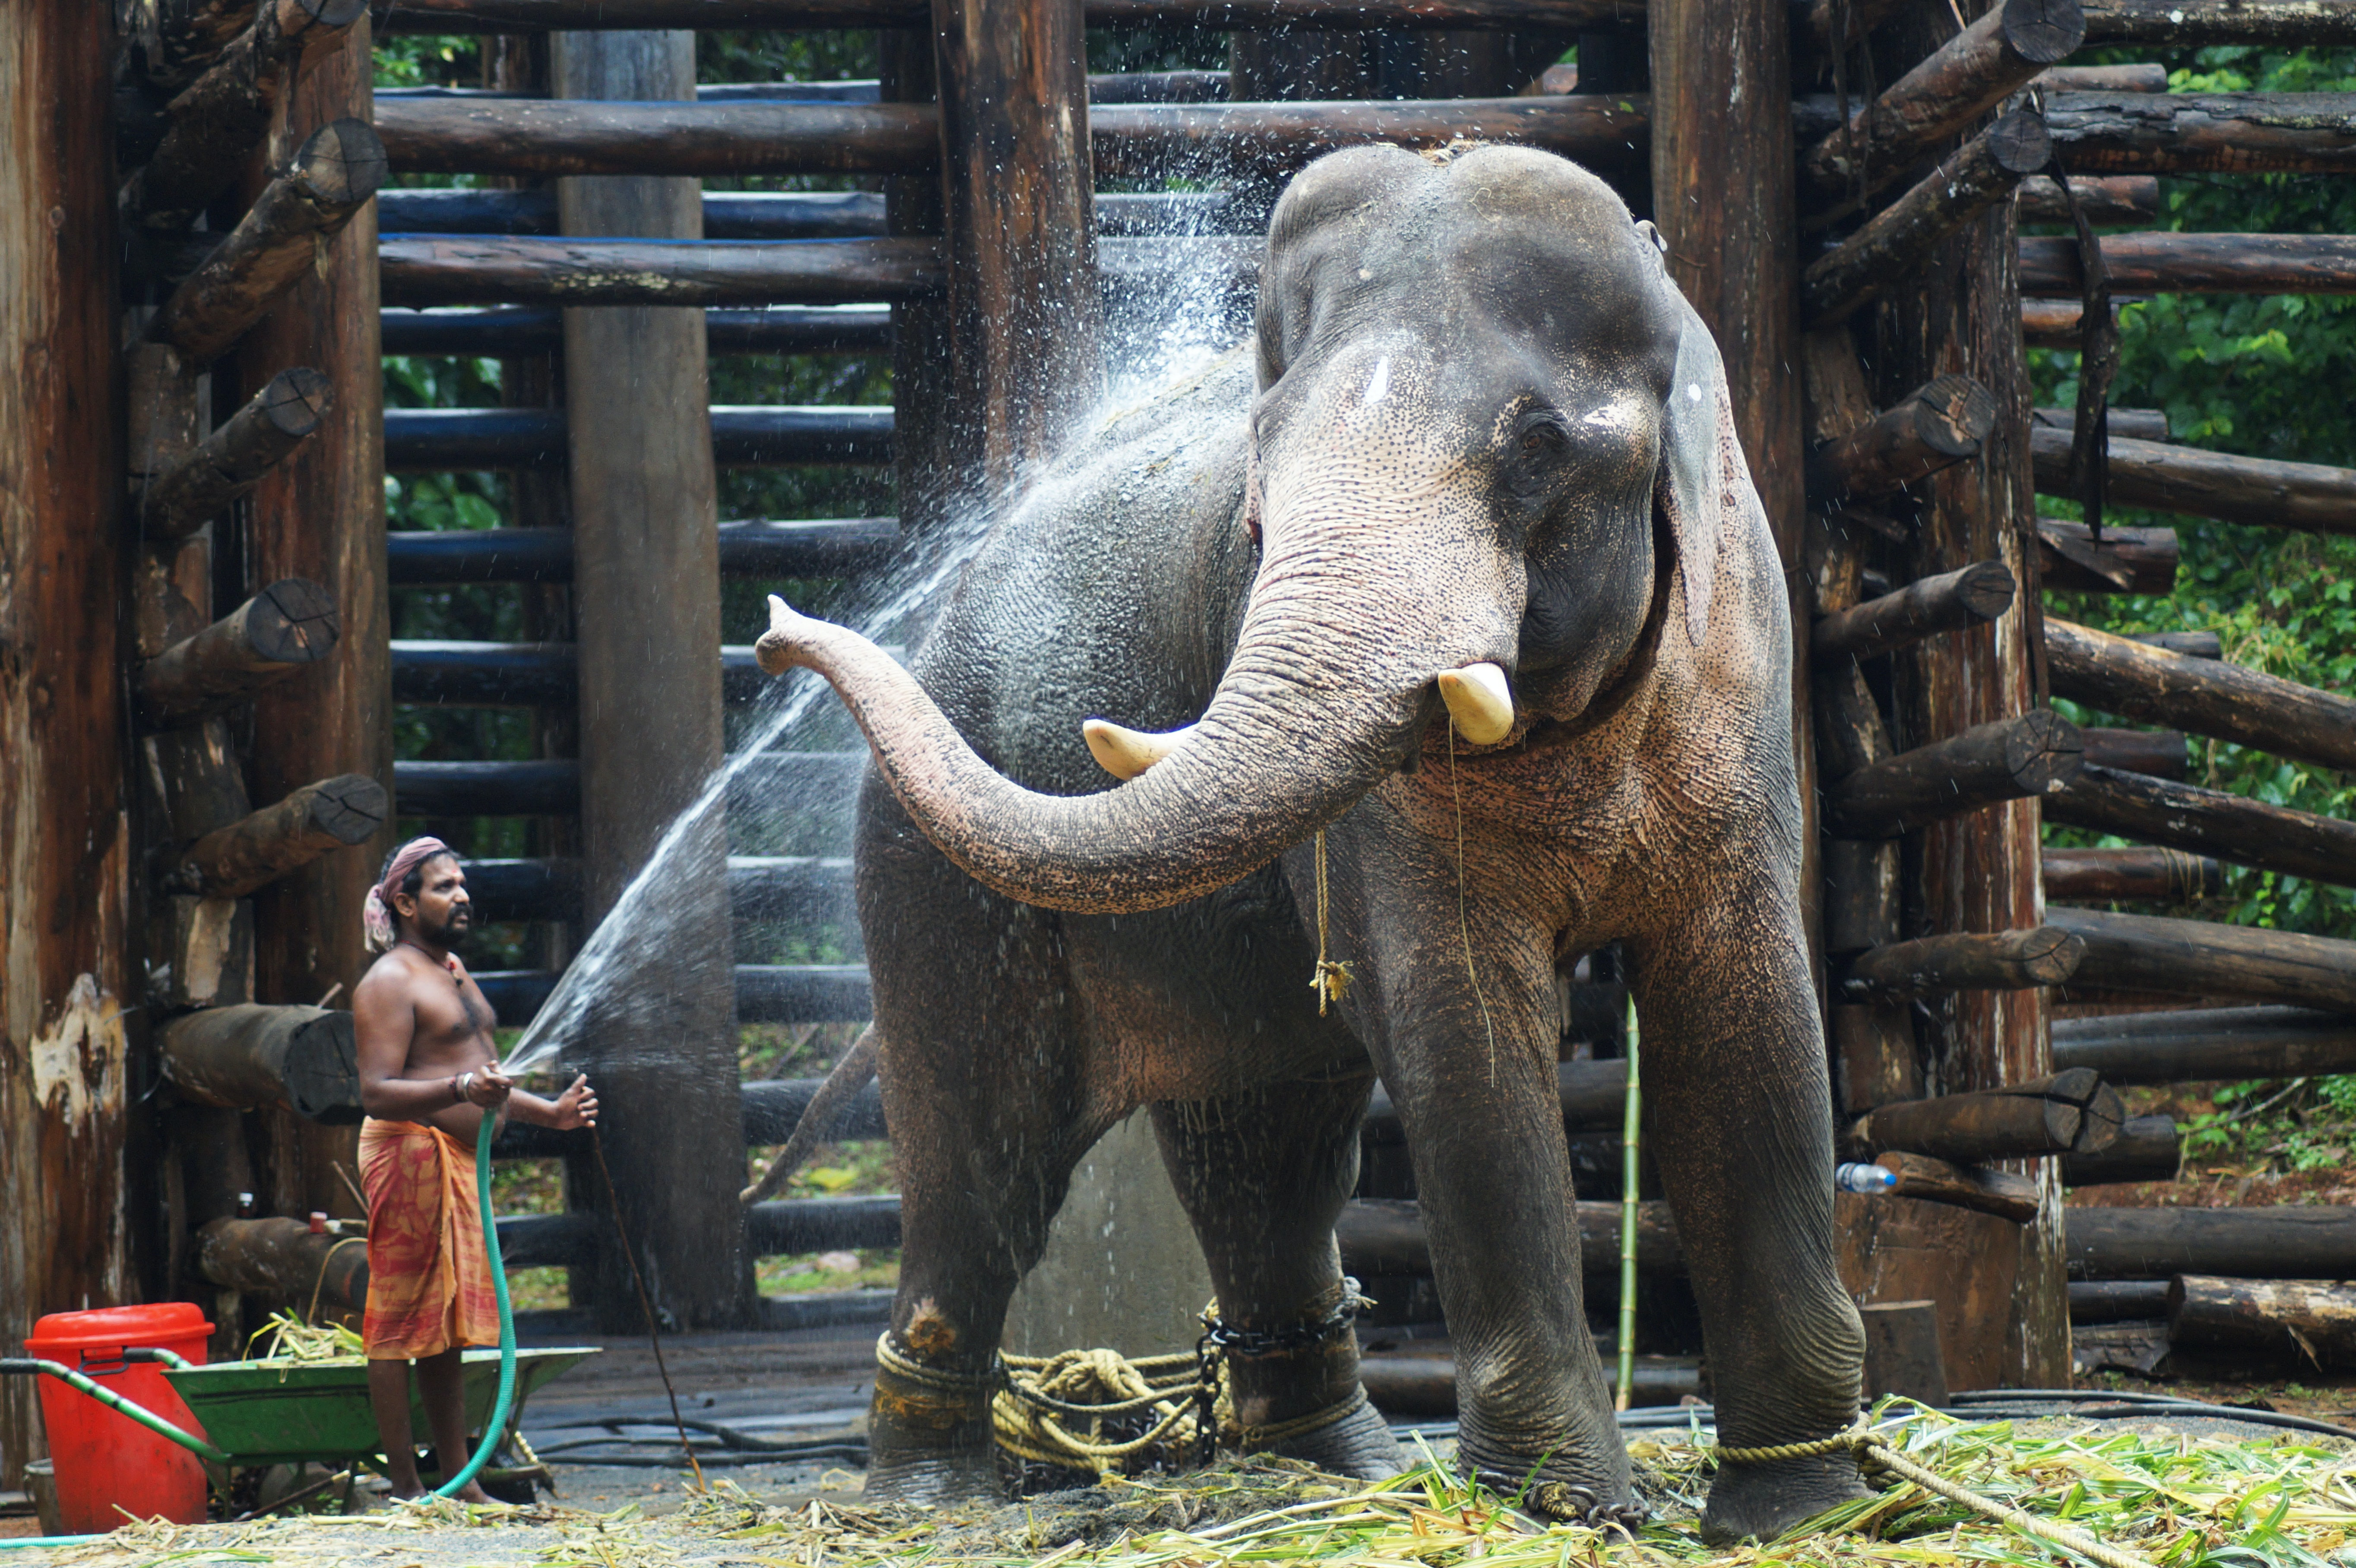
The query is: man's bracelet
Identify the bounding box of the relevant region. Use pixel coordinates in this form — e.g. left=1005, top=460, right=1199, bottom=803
left=450, top=1074, right=461, bottom=1103
left=458, top=1071, right=476, bottom=1103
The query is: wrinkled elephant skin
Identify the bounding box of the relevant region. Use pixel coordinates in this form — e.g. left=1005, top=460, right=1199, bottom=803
left=757, top=145, right=1867, bottom=1543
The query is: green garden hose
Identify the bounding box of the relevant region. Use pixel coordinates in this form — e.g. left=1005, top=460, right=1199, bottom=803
left=431, top=1109, right=519, bottom=1500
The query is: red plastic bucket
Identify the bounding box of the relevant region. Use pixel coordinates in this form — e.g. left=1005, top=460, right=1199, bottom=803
left=24, top=1303, right=213, bottom=1531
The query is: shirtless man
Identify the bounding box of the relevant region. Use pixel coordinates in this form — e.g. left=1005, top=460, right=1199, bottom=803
left=353, top=836, right=598, bottom=1501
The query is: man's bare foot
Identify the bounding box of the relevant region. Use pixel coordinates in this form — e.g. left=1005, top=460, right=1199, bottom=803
left=452, top=1482, right=495, bottom=1506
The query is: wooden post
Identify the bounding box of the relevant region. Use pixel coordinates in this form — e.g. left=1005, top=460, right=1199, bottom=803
left=235, top=17, right=386, bottom=1224
left=551, top=28, right=750, bottom=1331
left=0, top=0, right=134, bottom=1486
left=1859, top=0, right=2064, bottom=1385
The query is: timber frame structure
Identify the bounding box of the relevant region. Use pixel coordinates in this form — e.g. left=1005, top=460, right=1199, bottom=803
left=9, top=0, right=2356, bottom=1483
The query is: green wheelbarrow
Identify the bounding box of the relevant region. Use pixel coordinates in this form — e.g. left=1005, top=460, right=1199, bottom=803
left=2, top=1344, right=595, bottom=1476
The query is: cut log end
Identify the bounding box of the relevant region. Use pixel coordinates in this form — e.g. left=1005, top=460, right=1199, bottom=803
left=250, top=578, right=340, bottom=664
left=2001, top=0, right=2088, bottom=63
left=1954, top=558, right=2018, bottom=620
left=308, top=774, right=389, bottom=844
left=1989, top=107, right=2056, bottom=174
left=292, top=116, right=388, bottom=207
left=259, top=365, right=332, bottom=436
left=1918, top=373, right=2001, bottom=456
left=2005, top=708, right=2088, bottom=793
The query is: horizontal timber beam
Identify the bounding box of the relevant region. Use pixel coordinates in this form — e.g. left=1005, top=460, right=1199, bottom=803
left=137, top=367, right=330, bottom=542
left=2029, top=427, right=2356, bottom=536
left=164, top=774, right=389, bottom=899
left=2042, top=90, right=2356, bottom=175
left=379, top=235, right=944, bottom=307
left=383, top=405, right=892, bottom=471
left=379, top=187, right=1250, bottom=238
left=136, top=578, right=339, bottom=730
left=471, top=963, right=874, bottom=1026
left=158, top=1004, right=359, bottom=1124
left=1840, top=927, right=2085, bottom=999
left=1808, top=375, right=1997, bottom=503
left=1846, top=1068, right=2124, bottom=1164
left=195, top=1217, right=368, bottom=1310
left=2016, top=175, right=2159, bottom=226
left=390, top=641, right=788, bottom=705
left=2080, top=728, right=2188, bottom=779
left=2047, top=616, right=2356, bottom=774
left=2035, top=518, right=2177, bottom=594
left=1822, top=711, right=2082, bottom=838
left=1811, top=560, right=2014, bottom=663
left=2047, top=762, right=2356, bottom=889
left=388, top=518, right=899, bottom=582
left=2053, top=1005, right=2356, bottom=1081
left=382, top=304, right=891, bottom=357
left=2042, top=845, right=2218, bottom=901
left=2081, top=0, right=2356, bottom=46
left=2021, top=297, right=2120, bottom=349
left=2061, top=1114, right=2182, bottom=1186
left=2065, top=1205, right=2356, bottom=1280
left=2021, top=232, right=2356, bottom=296
left=2051, top=906, right=2356, bottom=1012
left=378, top=0, right=1647, bottom=30
left=2032, top=405, right=2169, bottom=443
left=392, top=749, right=864, bottom=817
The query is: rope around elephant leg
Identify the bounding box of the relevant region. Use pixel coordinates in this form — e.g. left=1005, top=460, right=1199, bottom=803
left=1714, top=1425, right=2159, bottom=1568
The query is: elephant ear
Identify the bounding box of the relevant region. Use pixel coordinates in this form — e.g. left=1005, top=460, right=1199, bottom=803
left=1656, top=295, right=1729, bottom=648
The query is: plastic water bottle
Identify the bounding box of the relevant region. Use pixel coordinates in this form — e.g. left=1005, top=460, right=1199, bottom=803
left=1835, top=1162, right=1897, bottom=1194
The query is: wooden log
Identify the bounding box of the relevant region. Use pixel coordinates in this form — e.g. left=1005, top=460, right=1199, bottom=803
left=1873, top=1152, right=2042, bottom=1223
left=2065, top=1205, right=2356, bottom=1280
left=2061, top=1113, right=2180, bottom=1185
left=1811, top=560, right=2015, bottom=662
left=2038, top=64, right=2167, bottom=92
left=1808, top=376, right=1998, bottom=503
left=2031, top=405, right=2168, bottom=443
left=376, top=97, right=939, bottom=177
left=1833, top=1002, right=1922, bottom=1112
left=390, top=639, right=573, bottom=706
left=2030, top=427, right=2356, bottom=536
left=377, top=234, right=944, bottom=307
left=166, top=775, right=389, bottom=900
left=136, top=367, right=330, bottom=543
left=2050, top=907, right=2356, bottom=1013
left=504, top=1070, right=891, bottom=1160
left=1357, top=1351, right=1702, bottom=1416
left=393, top=758, right=580, bottom=816
left=1797, top=0, right=2083, bottom=213
left=1336, top=1197, right=1685, bottom=1278
left=158, top=1004, right=360, bottom=1123
left=387, top=517, right=899, bottom=583
left=1848, top=1068, right=2123, bottom=1163
left=2168, top=1275, right=2356, bottom=1364
left=2022, top=297, right=2115, bottom=348
left=2043, top=846, right=2219, bottom=902
left=1824, top=838, right=1901, bottom=954
left=193, top=1217, right=368, bottom=1310
left=136, top=579, right=339, bottom=730
left=381, top=303, right=893, bottom=356
left=379, top=186, right=896, bottom=238
left=2078, top=728, right=2187, bottom=779
left=119, top=0, right=370, bottom=233
left=2043, top=90, right=2356, bottom=175
left=2082, top=0, right=2356, bottom=47
left=745, top=1195, right=903, bottom=1257
left=145, top=895, right=255, bottom=1013
left=2048, top=763, right=2356, bottom=890
left=377, top=0, right=1645, bottom=29
left=2070, top=1280, right=2167, bottom=1322
left=147, top=119, right=384, bottom=364
left=132, top=0, right=269, bottom=92
left=1860, top=1299, right=1950, bottom=1405
left=2015, top=174, right=2160, bottom=226
left=1840, top=927, right=2085, bottom=999
left=2047, top=616, right=2356, bottom=774
left=459, top=857, right=584, bottom=923
left=1364, top=1059, right=1628, bottom=1144
left=1090, top=97, right=1650, bottom=178
left=2054, top=1005, right=2356, bottom=1082
left=1801, top=111, right=2052, bottom=326
left=2035, top=518, right=2177, bottom=594
left=2023, top=232, right=2356, bottom=298
left=383, top=405, right=894, bottom=471
left=1794, top=0, right=1905, bottom=55
left=1822, top=711, right=2083, bottom=838
left=2132, top=630, right=2222, bottom=658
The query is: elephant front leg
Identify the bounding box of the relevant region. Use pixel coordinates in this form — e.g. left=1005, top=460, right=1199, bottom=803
left=1630, top=879, right=1868, bottom=1543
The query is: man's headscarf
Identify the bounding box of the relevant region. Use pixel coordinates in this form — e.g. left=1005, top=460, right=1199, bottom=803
left=365, top=836, right=453, bottom=953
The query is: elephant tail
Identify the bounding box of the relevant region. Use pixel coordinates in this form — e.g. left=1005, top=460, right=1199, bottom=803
left=738, top=1024, right=882, bottom=1205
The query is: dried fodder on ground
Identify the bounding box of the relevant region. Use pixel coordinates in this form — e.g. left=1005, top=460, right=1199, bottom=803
left=39, top=1410, right=2356, bottom=1568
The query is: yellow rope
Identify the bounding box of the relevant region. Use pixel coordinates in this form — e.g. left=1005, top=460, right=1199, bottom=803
left=1311, top=829, right=1352, bottom=1014
left=1716, top=1422, right=2160, bottom=1568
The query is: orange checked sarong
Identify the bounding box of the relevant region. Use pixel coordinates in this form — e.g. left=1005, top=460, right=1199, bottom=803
left=358, top=1117, right=501, bottom=1359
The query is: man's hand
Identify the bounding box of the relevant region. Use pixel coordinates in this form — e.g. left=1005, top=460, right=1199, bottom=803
left=548, top=1074, right=599, bottom=1130
left=465, top=1065, right=514, bottom=1109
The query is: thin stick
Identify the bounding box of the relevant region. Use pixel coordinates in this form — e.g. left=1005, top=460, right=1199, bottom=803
left=332, top=1160, right=370, bottom=1218
left=590, top=1125, right=706, bottom=1490
left=1615, top=993, right=1640, bottom=1413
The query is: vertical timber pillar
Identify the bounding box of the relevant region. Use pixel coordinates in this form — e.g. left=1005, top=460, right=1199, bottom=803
left=0, top=0, right=133, bottom=1483
left=238, top=20, right=388, bottom=1222
left=552, top=29, right=749, bottom=1331
left=1861, top=1, right=2064, bottom=1387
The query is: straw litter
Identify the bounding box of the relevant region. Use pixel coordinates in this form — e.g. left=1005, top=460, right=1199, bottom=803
left=32, top=1407, right=2356, bottom=1568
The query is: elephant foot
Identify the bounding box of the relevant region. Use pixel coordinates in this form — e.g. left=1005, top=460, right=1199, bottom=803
left=1245, top=1390, right=1405, bottom=1480
left=863, top=1451, right=1007, bottom=1508
left=1700, top=1451, right=1868, bottom=1545
left=1456, top=1411, right=1634, bottom=1522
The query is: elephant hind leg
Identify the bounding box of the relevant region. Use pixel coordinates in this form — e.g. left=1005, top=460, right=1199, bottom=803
left=1149, top=1077, right=1405, bottom=1481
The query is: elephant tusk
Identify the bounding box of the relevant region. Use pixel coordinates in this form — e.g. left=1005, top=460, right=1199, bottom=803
left=1436, top=662, right=1515, bottom=746
left=1083, top=718, right=1194, bottom=781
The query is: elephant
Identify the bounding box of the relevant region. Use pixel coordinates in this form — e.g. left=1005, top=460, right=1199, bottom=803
left=753, top=141, right=1868, bottom=1542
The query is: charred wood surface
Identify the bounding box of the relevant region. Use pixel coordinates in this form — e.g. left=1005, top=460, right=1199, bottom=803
left=147, top=118, right=385, bottom=363
left=137, top=367, right=330, bottom=541
left=381, top=303, right=893, bottom=356
left=2048, top=616, right=2356, bottom=772
left=2031, top=427, right=2356, bottom=535
left=1823, top=711, right=2082, bottom=838
left=193, top=1216, right=368, bottom=1309
left=2066, top=1205, right=2356, bottom=1280
left=2051, top=907, right=2356, bottom=1013
left=1798, top=0, right=2083, bottom=213
left=1811, top=560, right=2015, bottom=662
left=2035, top=518, right=2178, bottom=594
left=378, top=234, right=944, bottom=306
left=158, top=1004, right=360, bottom=1122
left=136, top=577, right=339, bottom=729
left=1840, top=927, right=2086, bottom=999
left=1847, top=1068, right=2124, bottom=1164
left=2061, top=1114, right=2181, bottom=1185
left=2043, top=90, right=2356, bottom=174
left=2052, top=1005, right=2356, bottom=1081
left=166, top=774, right=388, bottom=899
left=2043, top=845, right=2218, bottom=901
left=1801, top=113, right=2051, bottom=325
left=1809, top=376, right=1998, bottom=503
left=2168, top=1275, right=2356, bottom=1364
left=2022, top=232, right=2356, bottom=296
left=2048, top=763, right=2356, bottom=889
left=1872, top=1151, right=2042, bottom=1222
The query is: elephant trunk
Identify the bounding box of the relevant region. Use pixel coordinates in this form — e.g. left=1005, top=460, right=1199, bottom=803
left=758, top=515, right=1490, bottom=915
